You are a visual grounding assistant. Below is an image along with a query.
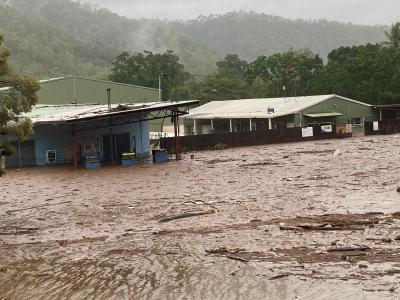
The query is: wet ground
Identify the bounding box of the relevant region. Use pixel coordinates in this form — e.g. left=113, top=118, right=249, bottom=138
left=1, top=135, right=400, bottom=299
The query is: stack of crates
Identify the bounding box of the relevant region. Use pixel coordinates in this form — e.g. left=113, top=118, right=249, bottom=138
left=121, top=152, right=136, bottom=167
left=85, top=154, right=100, bottom=170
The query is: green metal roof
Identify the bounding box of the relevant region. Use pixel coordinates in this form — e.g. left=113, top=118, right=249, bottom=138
left=304, top=112, right=344, bottom=118
left=36, top=76, right=159, bottom=105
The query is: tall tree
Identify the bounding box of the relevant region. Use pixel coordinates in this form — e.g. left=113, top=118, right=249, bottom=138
left=384, top=22, right=400, bottom=48
left=310, top=44, right=400, bottom=104
left=109, top=50, right=190, bottom=100
left=189, top=54, right=265, bottom=104
left=247, top=49, right=323, bottom=97
left=216, top=54, right=248, bottom=76
left=0, top=33, right=40, bottom=175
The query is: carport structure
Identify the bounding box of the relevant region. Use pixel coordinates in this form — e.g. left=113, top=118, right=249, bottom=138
left=373, top=104, right=400, bottom=121
left=5, top=100, right=198, bottom=169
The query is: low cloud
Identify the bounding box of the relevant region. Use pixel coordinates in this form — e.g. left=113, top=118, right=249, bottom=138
left=87, top=0, right=399, bottom=25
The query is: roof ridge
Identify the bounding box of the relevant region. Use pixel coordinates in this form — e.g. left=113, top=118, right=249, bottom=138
left=186, top=95, right=371, bottom=120
left=38, top=76, right=159, bottom=92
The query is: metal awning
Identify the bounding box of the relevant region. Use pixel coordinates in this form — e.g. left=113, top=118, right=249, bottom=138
left=373, top=104, right=400, bottom=109
left=25, top=100, right=199, bottom=125
left=304, top=112, right=343, bottom=118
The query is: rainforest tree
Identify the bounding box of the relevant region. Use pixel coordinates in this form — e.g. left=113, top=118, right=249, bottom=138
left=0, top=33, right=40, bottom=175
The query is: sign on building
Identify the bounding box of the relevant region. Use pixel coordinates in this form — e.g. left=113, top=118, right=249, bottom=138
left=321, top=125, right=333, bottom=133
left=302, top=127, right=314, bottom=138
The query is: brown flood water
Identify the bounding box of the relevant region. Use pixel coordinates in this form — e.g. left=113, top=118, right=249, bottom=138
left=1, top=135, right=400, bottom=299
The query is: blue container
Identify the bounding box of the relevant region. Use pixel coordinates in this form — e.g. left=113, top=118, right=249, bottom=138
left=122, top=158, right=136, bottom=167
left=154, top=152, right=169, bottom=164
left=85, top=161, right=101, bottom=169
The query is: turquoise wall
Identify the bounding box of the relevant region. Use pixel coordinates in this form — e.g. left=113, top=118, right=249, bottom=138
left=32, top=121, right=150, bottom=166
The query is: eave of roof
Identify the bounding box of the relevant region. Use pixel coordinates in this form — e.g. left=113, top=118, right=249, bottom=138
left=26, top=100, right=199, bottom=125
left=373, top=104, right=400, bottom=109
left=304, top=112, right=344, bottom=118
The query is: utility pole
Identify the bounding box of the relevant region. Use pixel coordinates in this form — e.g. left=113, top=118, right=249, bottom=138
left=107, top=88, right=111, bottom=111
left=158, top=75, right=162, bottom=101
left=158, top=72, right=167, bottom=101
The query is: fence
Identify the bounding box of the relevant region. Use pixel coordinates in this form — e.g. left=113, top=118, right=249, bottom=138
left=160, top=125, right=338, bottom=153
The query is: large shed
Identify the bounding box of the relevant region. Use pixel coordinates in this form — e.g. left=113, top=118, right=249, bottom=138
left=35, top=76, right=160, bottom=105
left=184, top=95, right=377, bottom=135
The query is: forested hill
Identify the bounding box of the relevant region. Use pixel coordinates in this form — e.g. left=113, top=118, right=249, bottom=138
left=2, top=0, right=387, bottom=78
left=175, top=12, right=386, bottom=60
left=0, top=2, right=118, bottom=78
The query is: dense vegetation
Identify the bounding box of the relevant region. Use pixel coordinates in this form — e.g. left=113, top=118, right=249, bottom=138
left=310, top=44, right=400, bottom=104
left=1, top=0, right=398, bottom=105
left=110, top=23, right=400, bottom=105
left=173, top=12, right=385, bottom=60
left=1, top=0, right=387, bottom=78
left=0, top=34, right=40, bottom=175
left=0, top=1, right=116, bottom=78
left=109, top=50, right=190, bottom=100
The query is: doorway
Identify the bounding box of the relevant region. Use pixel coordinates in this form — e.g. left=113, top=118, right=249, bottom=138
left=102, top=133, right=131, bottom=162
left=5, top=140, right=36, bottom=168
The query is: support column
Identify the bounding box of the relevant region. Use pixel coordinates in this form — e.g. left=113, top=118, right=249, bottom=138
left=193, top=119, right=197, bottom=135
left=158, top=75, right=162, bottom=101
left=380, top=109, right=382, bottom=121
left=109, top=126, right=114, bottom=166
left=249, top=119, right=252, bottom=131
left=211, top=119, right=214, bottom=132
left=268, top=118, right=272, bottom=130
left=18, top=141, right=22, bottom=167
left=173, top=111, right=182, bottom=160
left=72, top=126, right=78, bottom=168
left=229, top=119, right=233, bottom=133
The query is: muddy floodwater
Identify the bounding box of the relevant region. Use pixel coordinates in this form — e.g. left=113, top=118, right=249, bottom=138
left=2, top=135, right=400, bottom=299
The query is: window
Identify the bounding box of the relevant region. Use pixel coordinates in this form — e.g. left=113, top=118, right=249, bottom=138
left=46, top=150, right=56, bottom=164
left=348, top=118, right=363, bottom=127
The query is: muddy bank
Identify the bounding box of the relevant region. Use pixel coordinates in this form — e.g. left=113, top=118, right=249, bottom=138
left=1, top=135, right=400, bottom=299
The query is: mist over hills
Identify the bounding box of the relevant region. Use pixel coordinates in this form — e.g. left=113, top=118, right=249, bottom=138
left=1, top=0, right=387, bottom=79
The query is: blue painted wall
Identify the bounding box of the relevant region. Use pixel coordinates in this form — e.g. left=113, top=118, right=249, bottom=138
left=32, top=121, right=150, bottom=166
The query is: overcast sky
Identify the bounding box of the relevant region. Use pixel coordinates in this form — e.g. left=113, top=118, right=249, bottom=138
left=87, top=0, right=398, bottom=25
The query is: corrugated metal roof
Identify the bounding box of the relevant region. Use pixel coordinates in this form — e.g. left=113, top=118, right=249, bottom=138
left=184, top=95, right=371, bottom=119
left=0, top=76, right=160, bottom=104
left=304, top=112, right=343, bottom=117
left=39, top=76, right=158, bottom=91
left=37, top=76, right=160, bottom=105
left=24, top=101, right=198, bottom=124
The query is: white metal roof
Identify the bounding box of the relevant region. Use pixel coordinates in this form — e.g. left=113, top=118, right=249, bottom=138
left=24, top=101, right=197, bottom=124
left=184, top=95, right=371, bottom=119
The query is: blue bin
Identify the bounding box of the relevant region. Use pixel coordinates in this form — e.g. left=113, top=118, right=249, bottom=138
left=85, top=154, right=100, bottom=170
left=122, top=158, right=136, bottom=167
left=85, top=161, right=101, bottom=169
left=154, top=152, right=169, bottom=164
